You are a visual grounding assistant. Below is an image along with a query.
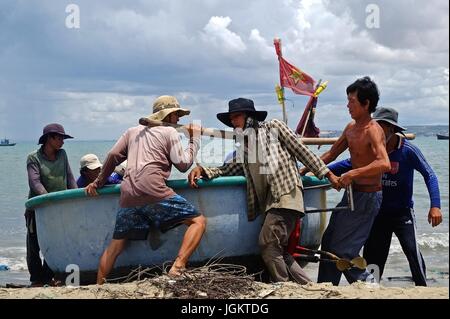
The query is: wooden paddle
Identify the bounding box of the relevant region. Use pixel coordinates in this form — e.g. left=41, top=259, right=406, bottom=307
left=293, top=247, right=367, bottom=271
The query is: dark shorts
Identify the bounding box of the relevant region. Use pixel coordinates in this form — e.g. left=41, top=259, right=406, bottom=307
left=113, top=194, right=200, bottom=240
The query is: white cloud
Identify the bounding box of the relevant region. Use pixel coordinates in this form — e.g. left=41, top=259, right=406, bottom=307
left=201, top=16, right=247, bottom=54
left=248, top=29, right=273, bottom=60
left=0, top=0, right=448, bottom=140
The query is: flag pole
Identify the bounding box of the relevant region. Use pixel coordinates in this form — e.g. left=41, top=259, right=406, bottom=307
left=281, top=89, right=287, bottom=124
left=300, top=104, right=312, bottom=137
left=300, top=80, right=321, bottom=137
left=299, top=81, right=328, bottom=137
left=274, top=38, right=288, bottom=124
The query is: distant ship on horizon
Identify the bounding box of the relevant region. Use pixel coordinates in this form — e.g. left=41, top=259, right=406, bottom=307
left=0, top=138, right=16, bottom=146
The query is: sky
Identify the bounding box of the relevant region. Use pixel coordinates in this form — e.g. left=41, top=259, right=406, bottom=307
left=0, top=0, right=448, bottom=141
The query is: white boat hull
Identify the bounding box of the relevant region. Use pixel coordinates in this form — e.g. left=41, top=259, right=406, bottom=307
left=26, top=177, right=328, bottom=279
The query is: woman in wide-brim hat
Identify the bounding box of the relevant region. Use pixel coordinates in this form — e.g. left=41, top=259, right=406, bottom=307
left=216, top=98, right=267, bottom=128
left=38, top=123, right=74, bottom=145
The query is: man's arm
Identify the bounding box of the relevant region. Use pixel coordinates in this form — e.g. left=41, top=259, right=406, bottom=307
left=273, top=119, right=329, bottom=179
left=321, top=125, right=350, bottom=165
left=300, top=125, right=350, bottom=177
left=27, top=161, right=47, bottom=195
left=271, top=119, right=340, bottom=188
left=64, top=151, right=77, bottom=189
left=86, top=131, right=128, bottom=196
left=188, top=163, right=244, bottom=188
left=409, top=143, right=442, bottom=227
left=328, top=158, right=352, bottom=176
left=168, top=127, right=200, bottom=173
left=339, top=123, right=390, bottom=187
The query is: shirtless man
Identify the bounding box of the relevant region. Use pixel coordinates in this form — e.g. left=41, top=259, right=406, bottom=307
left=312, top=77, right=390, bottom=285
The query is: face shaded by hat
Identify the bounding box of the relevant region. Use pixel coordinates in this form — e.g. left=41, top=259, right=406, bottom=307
left=144, top=95, right=190, bottom=122
left=114, top=160, right=127, bottom=176
left=372, top=107, right=406, bottom=133
left=217, top=98, right=268, bottom=128
left=80, top=154, right=102, bottom=170
left=38, top=123, right=74, bottom=144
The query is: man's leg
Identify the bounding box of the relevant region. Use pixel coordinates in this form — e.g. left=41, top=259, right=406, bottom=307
left=41, top=260, right=55, bottom=284
left=317, top=213, right=343, bottom=285
left=283, top=252, right=311, bottom=284
left=25, top=211, right=45, bottom=284
left=318, top=193, right=347, bottom=285
left=97, top=239, right=127, bottom=284
left=169, top=215, right=206, bottom=276
left=259, top=209, right=311, bottom=284
left=394, top=209, right=427, bottom=286
left=319, top=191, right=381, bottom=285
left=363, top=212, right=393, bottom=280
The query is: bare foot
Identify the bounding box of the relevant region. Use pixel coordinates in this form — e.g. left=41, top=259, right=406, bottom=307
left=168, top=265, right=186, bottom=277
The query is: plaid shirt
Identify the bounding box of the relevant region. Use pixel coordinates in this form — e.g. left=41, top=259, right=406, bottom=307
left=203, top=119, right=329, bottom=221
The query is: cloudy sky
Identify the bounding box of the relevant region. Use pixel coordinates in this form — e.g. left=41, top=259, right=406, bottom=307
left=1, top=0, right=448, bottom=141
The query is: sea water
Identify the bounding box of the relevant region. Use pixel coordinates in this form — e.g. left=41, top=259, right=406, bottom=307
left=0, top=135, right=448, bottom=286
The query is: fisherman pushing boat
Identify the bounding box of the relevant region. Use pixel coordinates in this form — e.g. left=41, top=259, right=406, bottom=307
left=86, top=96, right=206, bottom=283
left=301, top=76, right=391, bottom=285
left=188, top=97, right=340, bottom=284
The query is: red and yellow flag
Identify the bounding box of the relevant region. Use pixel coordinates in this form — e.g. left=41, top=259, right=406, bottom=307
left=274, top=39, right=316, bottom=97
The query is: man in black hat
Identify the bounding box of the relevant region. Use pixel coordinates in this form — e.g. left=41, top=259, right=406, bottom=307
left=329, top=107, right=443, bottom=286
left=188, top=98, right=339, bottom=284
left=25, top=123, right=77, bottom=286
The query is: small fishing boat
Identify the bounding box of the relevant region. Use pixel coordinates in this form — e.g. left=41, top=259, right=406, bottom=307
left=0, top=138, right=16, bottom=146
left=437, top=133, right=449, bottom=140
left=25, top=176, right=330, bottom=283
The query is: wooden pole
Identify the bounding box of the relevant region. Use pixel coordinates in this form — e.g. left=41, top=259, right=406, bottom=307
left=139, top=117, right=416, bottom=144
left=281, top=88, right=287, bottom=124
left=275, top=38, right=288, bottom=124
left=139, top=118, right=235, bottom=140
left=300, top=133, right=416, bottom=145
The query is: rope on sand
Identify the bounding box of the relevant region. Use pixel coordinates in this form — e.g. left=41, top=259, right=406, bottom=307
left=104, top=257, right=263, bottom=299
left=154, top=263, right=259, bottom=299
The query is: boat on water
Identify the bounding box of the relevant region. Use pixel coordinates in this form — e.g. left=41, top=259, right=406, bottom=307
left=25, top=175, right=330, bottom=283
left=0, top=138, right=16, bottom=146
left=437, top=133, right=449, bottom=140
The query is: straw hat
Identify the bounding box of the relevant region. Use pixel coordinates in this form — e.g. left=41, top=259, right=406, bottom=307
left=145, top=96, right=190, bottom=122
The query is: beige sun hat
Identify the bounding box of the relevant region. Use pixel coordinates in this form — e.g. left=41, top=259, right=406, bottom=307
left=80, top=154, right=102, bottom=170
left=145, top=95, right=190, bottom=121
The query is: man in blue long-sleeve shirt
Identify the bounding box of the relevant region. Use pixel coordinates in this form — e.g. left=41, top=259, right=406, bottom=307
left=329, top=107, right=443, bottom=286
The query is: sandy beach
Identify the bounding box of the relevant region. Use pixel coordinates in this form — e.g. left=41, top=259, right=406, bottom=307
left=1, top=276, right=447, bottom=299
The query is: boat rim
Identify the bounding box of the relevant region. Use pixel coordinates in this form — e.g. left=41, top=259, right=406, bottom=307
left=25, top=175, right=330, bottom=210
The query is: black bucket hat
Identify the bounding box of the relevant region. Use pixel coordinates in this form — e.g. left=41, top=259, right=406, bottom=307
left=216, top=98, right=268, bottom=128
left=372, top=107, right=406, bottom=132
left=38, top=123, right=74, bottom=144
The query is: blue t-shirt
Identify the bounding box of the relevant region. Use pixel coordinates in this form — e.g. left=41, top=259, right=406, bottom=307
left=77, top=172, right=122, bottom=188
left=328, top=138, right=441, bottom=210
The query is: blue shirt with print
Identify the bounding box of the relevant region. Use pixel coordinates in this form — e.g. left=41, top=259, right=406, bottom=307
left=77, top=172, right=122, bottom=188
left=328, top=139, right=440, bottom=210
